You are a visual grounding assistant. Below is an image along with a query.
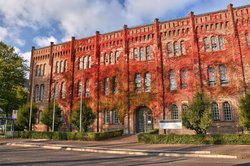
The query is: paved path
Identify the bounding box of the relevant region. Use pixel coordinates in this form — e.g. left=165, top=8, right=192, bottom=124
left=1, top=135, right=250, bottom=159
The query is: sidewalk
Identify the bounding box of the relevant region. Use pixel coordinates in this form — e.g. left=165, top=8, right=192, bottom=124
left=1, top=135, right=250, bottom=159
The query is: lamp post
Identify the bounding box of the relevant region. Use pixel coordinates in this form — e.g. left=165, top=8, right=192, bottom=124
left=29, top=62, right=36, bottom=131
left=79, top=77, right=83, bottom=132
left=52, top=82, right=57, bottom=132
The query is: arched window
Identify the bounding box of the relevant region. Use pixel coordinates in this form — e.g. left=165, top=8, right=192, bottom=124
left=104, top=53, right=109, bottom=65
left=180, top=41, right=185, bottom=55
left=140, top=48, right=145, bottom=61
left=55, top=61, right=59, bottom=73
left=35, top=65, right=39, bottom=76
left=43, top=64, right=46, bottom=76
left=211, top=36, right=217, bottom=51
left=208, top=67, right=216, bottom=86
left=54, top=83, right=58, bottom=99
left=211, top=102, right=220, bottom=120
left=60, top=60, right=64, bottom=73
left=84, top=56, right=88, bottom=69
left=180, top=69, right=187, bottom=88
left=174, top=42, right=179, bottom=56
left=34, top=85, right=39, bottom=102
left=218, top=36, right=224, bottom=50
left=219, top=65, right=228, bottom=86
left=182, top=104, right=188, bottom=113
left=134, top=73, right=141, bottom=92
left=85, top=79, right=90, bottom=97
left=169, top=70, right=177, bottom=90
left=110, top=52, right=114, bottom=64
left=112, top=109, right=118, bottom=124
left=63, top=60, right=67, bottom=72
left=223, top=102, right=232, bottom=121
left=79, top=57, right=83, bottom=69
left=204, top=37, right=210, bottom=52
left=61, top=82, right=66, bottom=99
left=146, top=46, right=151, bottom=60
left=39, top=64, right=42, bottom=76
left=104, top=77, right=109, bottom=95
left=167, top=42, right=172, bottom=55
left=104, top=110, right=110, bottom=124
left=77, top=81, right=82, bottom=97
left=171, top=104, right=178, bottom=119
left=88, top=56, right=91, bottom=68
left=115, top=51, right=119, bottom=63
left=134, top=48, right=139, bottom=60
left=112, top=76, right=118, bottom=94
left=145, top=72, right=151, bottom=92
left=40, top=84, right=45, bottom=101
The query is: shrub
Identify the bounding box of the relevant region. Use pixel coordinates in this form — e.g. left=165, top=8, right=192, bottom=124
left=137, top=133, right=250, bottom=145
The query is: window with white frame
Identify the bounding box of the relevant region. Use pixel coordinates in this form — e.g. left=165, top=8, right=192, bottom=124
left=171, top=104, right=178, bottom=119
left=104, top=110, right=110, bottom=124
left=211, top=36, right=217, bottom=51
left=135, top=73, right=141, bottom=92
left=211, top=102, right=220, bottom=120
left=110, top=52, right=114, bottom=64
left=77, top=81, right=82, bottom=97
left=60, top=60, right=64, bottom=73
left=34, top=85, right=39, bottom=102
left=43, top=64, right=46, bottom=76
left=174, top=42, right=179, bottom=56
left=115, top=51, right=119, bottom=63
left=204, top=37, right=210, bottom=52
left=140, top=48, right=145, bottom=61
left=145, top=72, right=151, bottom=92
left=134, top=48, right=139, bottom=60
left=208, top=67, right=216, bottom=86
left=64, top=60, right=67, bottom=72
left=219, top=65, right=228, bottom=86
left=169, top=70, right=177, bottom=91
left=40, top=84, right=45, bottom=101
left=104, top=53, right=109, bottom=65
left=180, top=41, right=185, bottom=55
left=84, top=56, right=88, bottom=69
left=55, top=61, right=59, bottom=73
left=39, top=64, right=42, bottom=76
left=223, top=102, right=232, bottom=121
left=112, top=109, right=118, bottom=124
left=218, top=36, right=224, bottom=50
left=245, top=32, right=250, bottom=46
left=112, top=76, right=118, bottom=94
left=167, top=42, right=172, bottom=55
left=88, top=56, right=91, bottom=68
left=54, top=83, right=59, bottom=99
left=146, top=46, right=151, bottom=60
left=180, top=69, right=188, bottom=88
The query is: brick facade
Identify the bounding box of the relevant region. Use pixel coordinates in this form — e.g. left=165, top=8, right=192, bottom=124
left=29, top=4, right=250, bottom=134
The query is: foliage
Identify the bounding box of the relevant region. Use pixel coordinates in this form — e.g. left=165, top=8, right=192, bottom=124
left=41, top=104, right=62, bottom=131
left=182, top=92, right=212, bottom=134
left=0, top=41, right=28, bottom=116
left=138, top=133, right=250, bottom=145
left=15, top=103, right=38, bottom=131
left=239, top=92, right=250, bottom=130
left=70, top=102, right=96, bottom=132
left=14, top=129, right=123, bottom=141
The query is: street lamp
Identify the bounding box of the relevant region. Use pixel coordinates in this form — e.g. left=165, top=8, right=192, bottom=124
left=29, top=62, right=36, bottom=131
left=52, top=82, right=57, bottom=132
left=79, top=77, right=83, bottom=132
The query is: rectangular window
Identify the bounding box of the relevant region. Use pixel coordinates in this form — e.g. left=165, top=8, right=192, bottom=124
left=219, top=65, right=228, bottom=86
left=112, top=109, right=118, bottom=124
left=211, top=36, right=217, bottom=51
left=218, top=36, right=224, bottom=50
left=104, top=77, right=109, bottom=95
left=104, top=110, right=110, bottom=124
left=174, top=42, right=179, bottom=56
left=167, top=42, right=172, bottom=55
left=140, top=48, right=145, bottom=61
left=115, top=51, right=119, bottom=63
left=208, top=67, right=216, bottom=86
left=134, top=48, right=139, bottom=60
left=204, top=37, right=210, bottom=52
left=146, top=46, right=151, bottom=60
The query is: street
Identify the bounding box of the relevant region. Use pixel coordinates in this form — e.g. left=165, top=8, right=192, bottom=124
left=0, top=145, right=249, bottom=166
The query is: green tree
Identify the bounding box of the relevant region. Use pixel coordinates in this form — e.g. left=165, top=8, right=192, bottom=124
left=239, top=92, right=250, bottom=130
left=41, top=104, right=62, bottom=131
left=182, top=92, right=212, bottom=134
left=70, top=102, right=96, bottom=132
left=0, top=42, right=28, bottom=116
left=15, top=103, right=38, bottom=130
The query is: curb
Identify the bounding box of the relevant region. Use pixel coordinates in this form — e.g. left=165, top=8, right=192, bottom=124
left=5, top=143, right=237, bottom=159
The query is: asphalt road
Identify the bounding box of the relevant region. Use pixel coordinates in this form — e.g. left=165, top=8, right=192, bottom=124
left=0, top=145, right=249, bottom=166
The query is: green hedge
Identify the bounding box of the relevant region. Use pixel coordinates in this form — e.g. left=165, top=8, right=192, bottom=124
left=15, top=129, right=123, bottom=141
left=138, top=133, right=250, bottom=145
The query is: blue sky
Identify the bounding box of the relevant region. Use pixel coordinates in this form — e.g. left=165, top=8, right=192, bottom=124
left=0, top=0, right=249, bottom=65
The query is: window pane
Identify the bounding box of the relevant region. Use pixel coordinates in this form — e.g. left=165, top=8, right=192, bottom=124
left=84, top=56, right=88, bottom=69
left=112, top=109, right=118, bottom=124
left=204, top=37, right=210, bottom=52
left=88, top=56, right=91, bottom=68
left=219, top=65, right=228, bottom=86
left=167, top=42, right=172, bottom=55
left=85, top=80, right=90, bottom=97
left=104, top=77, right=109, bottom=95
left=112, top=76, right=118, bottom=94
left=211, top=102, right=220, bottom=120
left=208, top=67, right=216, bottom=86
left=174, top=42, right=179, bottom=56
left=218, top=36, right=224, bottom=50
left=110, top=52, right=114, bottom=64
left=180, top=41, right=185, bottom=55
left=171, top=104, right=178, bottom=119
left=40, top=84, right=45, bottom=101
left=54, top=83, right=58, bottom=99
left=223, top=102, right=232, bottom=121
left=78, top=81, right=82, bottom=97
left=181, top=69, right=187, bottom=88
left=169, top=70, right=177, bottom=90
left=211, top=36, right=217, bottom=51
left=140, top=48, right=145, bottom=61
left=104, top=54, right=109, bottom=65
left=104, top=110, right=110, bottom=124
left=146, top=46, right=151, bottom=60
left=115, top=51, right=119, bottom=63
left=182, top=104, right=188, bottom=113
left=135, top=73, right=141, bottom=92
left=145, top=72, right=151, bottom=92
left=134, top=48, right=139, bottom=60
left=61, top=82, right=66, bottom=99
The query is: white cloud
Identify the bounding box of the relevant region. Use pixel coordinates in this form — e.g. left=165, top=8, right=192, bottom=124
left=0, top=26, right=8, bottom=41
left=33, top=36, right=58, bottom=47
left=14, top=46, right=31, bottom=65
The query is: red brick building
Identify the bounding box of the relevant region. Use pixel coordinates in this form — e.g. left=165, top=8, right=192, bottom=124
left=29, top=4, right=250, bottom=134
